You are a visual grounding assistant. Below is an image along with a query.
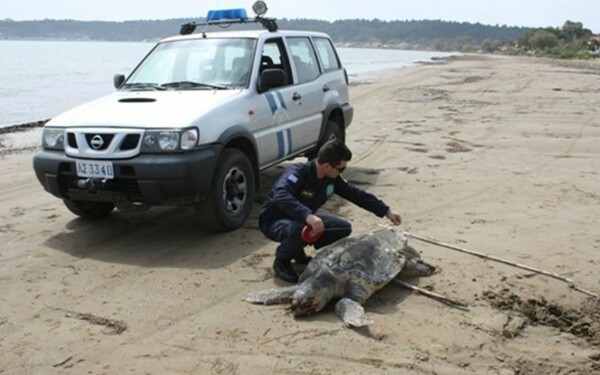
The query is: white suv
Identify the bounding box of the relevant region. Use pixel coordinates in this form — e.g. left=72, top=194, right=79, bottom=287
left=33, top=3, right=353, bottom=231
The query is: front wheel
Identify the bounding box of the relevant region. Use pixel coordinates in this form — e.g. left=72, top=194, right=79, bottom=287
left=306, top=120, right=344, bottom=160
left=196, top=148, right=255, bottom=231
left=62, top=199, right=115, bottom=218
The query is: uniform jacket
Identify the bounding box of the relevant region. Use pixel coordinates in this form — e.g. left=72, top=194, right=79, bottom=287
left=259, top=160, right=389, bottom=225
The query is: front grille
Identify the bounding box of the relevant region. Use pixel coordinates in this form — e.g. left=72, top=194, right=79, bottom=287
left=67, top=133, right=78, bottom=148
left=120, top=134, right=140, bottom=151
left=85, top=134, right=114, bottom=150
left=64, top=128, right=144, bottom=159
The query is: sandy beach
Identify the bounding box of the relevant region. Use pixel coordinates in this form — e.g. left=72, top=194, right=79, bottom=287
left=1, top=54, right=599, bottom=374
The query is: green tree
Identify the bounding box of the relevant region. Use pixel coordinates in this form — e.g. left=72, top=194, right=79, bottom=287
left=561, top=20, right=592, bottom=40
left=528, top=29, right=560, bottom=49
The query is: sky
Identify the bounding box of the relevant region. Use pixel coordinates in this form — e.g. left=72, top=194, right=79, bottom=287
left=1, top=0, right=598, bottom=33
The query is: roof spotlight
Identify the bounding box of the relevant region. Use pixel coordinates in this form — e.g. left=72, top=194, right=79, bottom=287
left=252, top=1, right=268, bottom=16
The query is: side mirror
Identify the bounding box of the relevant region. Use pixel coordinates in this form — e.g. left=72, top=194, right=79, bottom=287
left=113, top=74, right=125, bottom=89
left=258, top=68, right=285, bottom=93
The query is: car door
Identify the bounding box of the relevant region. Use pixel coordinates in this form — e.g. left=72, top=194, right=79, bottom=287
left=250, top=37, right=318, bottom=167
left=285, top=36, right=323, bottom=148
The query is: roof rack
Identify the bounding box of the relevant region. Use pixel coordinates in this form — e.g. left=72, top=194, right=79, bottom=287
left=180, top=2, right=278, bottom=35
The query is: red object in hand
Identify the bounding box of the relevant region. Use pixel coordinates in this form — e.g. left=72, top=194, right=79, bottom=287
left=301, top=225, right=322, bottom=244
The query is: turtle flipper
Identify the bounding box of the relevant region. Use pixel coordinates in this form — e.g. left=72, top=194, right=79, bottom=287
left=243, top=286, right=297, bottom=305
left=334, top=298, right=373, bottom=327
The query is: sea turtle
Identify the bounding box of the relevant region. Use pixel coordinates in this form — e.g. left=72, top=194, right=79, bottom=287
left=244, top=228, right=436, bottom=327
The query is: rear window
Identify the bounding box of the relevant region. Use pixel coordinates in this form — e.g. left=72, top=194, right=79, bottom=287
left=313, top=37, right=341, bottom=72
left=287, top=37, right=320, bottom=84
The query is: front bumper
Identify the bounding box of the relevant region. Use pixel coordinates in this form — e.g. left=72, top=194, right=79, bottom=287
left=32, top=145, right=222, bottom=205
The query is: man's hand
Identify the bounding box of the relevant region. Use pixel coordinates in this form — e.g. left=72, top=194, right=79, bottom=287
left=305, top=214, right=324, bottom=235
left=386, top=209, right=402, bottom=225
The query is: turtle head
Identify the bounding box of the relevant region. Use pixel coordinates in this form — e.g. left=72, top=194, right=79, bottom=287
left=392, top=231, right=437, bottom=276
left=290, top=288, right=322, bottom=317
left=291, top=272, right=336, bottom=317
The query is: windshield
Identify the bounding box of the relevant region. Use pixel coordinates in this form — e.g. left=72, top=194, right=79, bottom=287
left=125, top=38, right=256, bottom=90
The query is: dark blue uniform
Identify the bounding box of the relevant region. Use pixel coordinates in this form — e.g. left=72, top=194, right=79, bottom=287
left=259, top=160, right=390, bottom=262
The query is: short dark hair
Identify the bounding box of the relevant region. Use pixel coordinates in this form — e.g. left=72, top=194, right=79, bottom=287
left=317, top=140, right=352, bottom=166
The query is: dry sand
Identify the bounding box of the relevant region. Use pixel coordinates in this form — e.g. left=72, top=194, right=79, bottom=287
left=1, top=54, right=599, bottom=374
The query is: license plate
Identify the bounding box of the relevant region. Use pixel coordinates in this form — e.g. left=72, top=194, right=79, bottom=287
left=76, top=160, right=114, bottom=179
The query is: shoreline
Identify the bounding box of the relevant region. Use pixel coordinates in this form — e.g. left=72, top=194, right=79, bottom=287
left=0, top=52, right=462, bottom=130
left=1, top=43, right=454, bottom=128
left=0, top=119, right=50, bottom=134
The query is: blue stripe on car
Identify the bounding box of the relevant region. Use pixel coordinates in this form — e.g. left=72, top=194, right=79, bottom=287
left=265, top=92, right=277, bottom=114
left=277, top=131, right=284, bottom=158
left=286, top=128, right=292, bottom=155
left=276, top=91, right=287, bottom=110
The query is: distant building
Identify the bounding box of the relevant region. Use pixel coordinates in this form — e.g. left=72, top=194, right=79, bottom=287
left=589, top=35, right=600, bottom=55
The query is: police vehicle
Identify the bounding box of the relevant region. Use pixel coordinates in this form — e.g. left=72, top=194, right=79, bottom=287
left=32, top=1, right=353, bottom=231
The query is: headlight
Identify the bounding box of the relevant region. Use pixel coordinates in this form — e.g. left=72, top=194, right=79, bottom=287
left=181, top=129, right=198, bottom=150
left=41, top=128, right=65, bottom=150
left=158, top=131, right=179, bottom=150
left=141, top=128, right=199, bottom=152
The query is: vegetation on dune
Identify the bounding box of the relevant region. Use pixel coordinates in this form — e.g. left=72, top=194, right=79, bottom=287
left=513, top=21, right=598, bottom=59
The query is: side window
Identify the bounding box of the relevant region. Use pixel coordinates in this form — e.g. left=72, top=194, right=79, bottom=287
left=287, top=37, right=320, bottom=84
left=260, top=38, right=292, bottom=86
left=313, top=37, right=341, bottom=72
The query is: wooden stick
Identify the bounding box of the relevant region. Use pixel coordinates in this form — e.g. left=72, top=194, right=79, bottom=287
left=523, top=270, right=579, bottom=278
left=405, top=232, right=599, bottom=299
left=393, top=279, right=470, bottom=311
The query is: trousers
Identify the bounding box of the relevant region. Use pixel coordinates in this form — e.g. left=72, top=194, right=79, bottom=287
left=260, top=214, right=352, bottom=261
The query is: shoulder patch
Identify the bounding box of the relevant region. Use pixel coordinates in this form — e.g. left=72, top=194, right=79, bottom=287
left=326, top=184, right=335, bottom=197
left=287, top=174, right=299, bottom=184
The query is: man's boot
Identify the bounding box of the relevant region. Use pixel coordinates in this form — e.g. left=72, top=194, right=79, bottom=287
left=273, top=258, right=299, bottom=283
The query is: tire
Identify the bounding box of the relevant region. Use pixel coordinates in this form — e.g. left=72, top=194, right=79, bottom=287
left=196, top=148, right=255, bottom=231
left=306, top=120, right=344, bottom=160
left=63, top=199, right=115, bottom=218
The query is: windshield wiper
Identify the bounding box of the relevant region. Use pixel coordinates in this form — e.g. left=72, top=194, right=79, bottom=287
left=121, top=82, right=166, bottom=91
left=160, top=81, right=228, bottom=90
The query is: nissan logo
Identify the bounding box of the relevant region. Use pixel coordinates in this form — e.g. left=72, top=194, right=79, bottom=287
left=90, top=135, right=104, bottom=150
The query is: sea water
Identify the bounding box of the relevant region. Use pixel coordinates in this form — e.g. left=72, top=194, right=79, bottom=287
left=0, top=40, right=454, bottom=127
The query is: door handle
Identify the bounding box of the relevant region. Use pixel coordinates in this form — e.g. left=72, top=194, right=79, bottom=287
left=323, top=85, right=330, bottom=92
left=292, top=92, right=302, bottom=101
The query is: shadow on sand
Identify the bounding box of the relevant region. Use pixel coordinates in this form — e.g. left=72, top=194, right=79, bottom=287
left=43, top=163, right=382, bottom=270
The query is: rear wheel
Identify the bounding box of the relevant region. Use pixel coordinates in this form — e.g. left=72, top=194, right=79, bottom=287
left=306, top=120, right=344, bottom=160
left=62, top=199, right=115, bottom=218
left=196, top=148, right=255, bottom=231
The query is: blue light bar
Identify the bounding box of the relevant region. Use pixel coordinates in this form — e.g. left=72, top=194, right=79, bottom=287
left=206, top=8, right=248, bottom=22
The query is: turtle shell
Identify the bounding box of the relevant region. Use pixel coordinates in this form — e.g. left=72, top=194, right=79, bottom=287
left=299, top=229, right=406, bottom=292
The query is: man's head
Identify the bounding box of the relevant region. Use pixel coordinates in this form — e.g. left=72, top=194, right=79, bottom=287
left=316, top=140, right=352, bottom=178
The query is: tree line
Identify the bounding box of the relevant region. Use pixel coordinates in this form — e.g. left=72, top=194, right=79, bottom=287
left=0, top=18, right=597, bottom=58
left=0, top=18, right=527, bottom=50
